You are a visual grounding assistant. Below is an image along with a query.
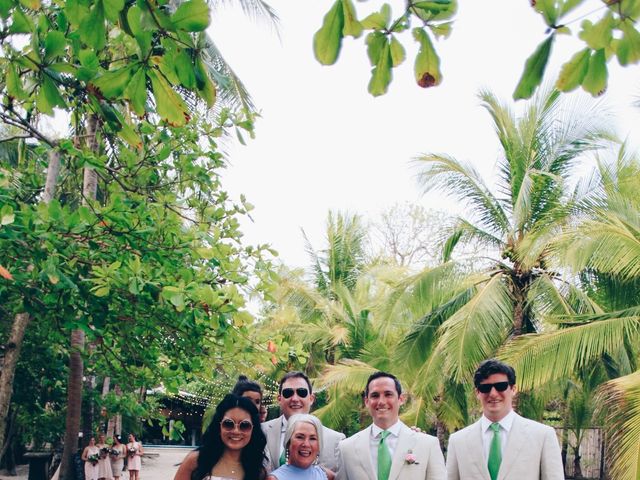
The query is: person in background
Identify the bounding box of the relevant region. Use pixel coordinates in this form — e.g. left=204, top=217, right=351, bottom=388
left=266, top=414, right=327, bottom=480
left=446, top=359, right=564, bottom=480
left=109, top=435, right=126, bottom=480
left=96, top=433, right=113, bottom=480
left=81, top=436, right=100, bottom=480
left=173, top=394, right=267, bottom=480
left=127, top=433, right=144, bottom=480
left=233, top=375, right=268, bottom=423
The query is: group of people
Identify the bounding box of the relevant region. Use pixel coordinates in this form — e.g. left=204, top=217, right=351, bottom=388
left=174, top=359, right=564, bottom=480
left=81, top=433, right=143, bottom=480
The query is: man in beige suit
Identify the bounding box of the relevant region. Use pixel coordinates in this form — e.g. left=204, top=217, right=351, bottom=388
left=262, top=371, right=345, bottom=477
left=447, top=359, right=564, bottom=480
left=338, top=371, right=446, bottom=480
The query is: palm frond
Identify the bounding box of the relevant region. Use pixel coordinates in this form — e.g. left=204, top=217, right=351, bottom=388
left=414, top=154, right=510, bottom=236
left=595, top=371, right=640, bottom=480
left=499, top=311, right=640, bottom=390
left=436, top=273, right=514, bottom=382
left=211, top=0, right=279, bottom=28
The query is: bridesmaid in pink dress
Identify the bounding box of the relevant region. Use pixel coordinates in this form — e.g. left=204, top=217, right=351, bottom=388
left=127, top=433, right=144, bottom=480
left=81, top=437, right=100, bottom=480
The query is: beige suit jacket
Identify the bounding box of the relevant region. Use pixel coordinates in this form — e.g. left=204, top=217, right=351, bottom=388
left=446, top=413, right=564, bottom=480
left=337, top=422, right=446, bottom=480
left=262, top=415, right=345, bottom=472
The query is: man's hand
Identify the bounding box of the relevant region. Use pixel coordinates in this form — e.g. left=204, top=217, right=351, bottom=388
left=321, top=466, right=336, bottom=480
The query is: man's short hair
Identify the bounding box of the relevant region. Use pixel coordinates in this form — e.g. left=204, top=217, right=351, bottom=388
left=473, top=359, right=516, bottom=388
left=279, top=371, right=313, bottom=394
left=364, top=371, right=402, bottom=397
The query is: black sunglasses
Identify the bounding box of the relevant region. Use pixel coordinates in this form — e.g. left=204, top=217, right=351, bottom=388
left=477, top=381, right=511, bottom=394
left=281, top=387, right=309, bottom=399
left=220, top=418, right=253, bottom=432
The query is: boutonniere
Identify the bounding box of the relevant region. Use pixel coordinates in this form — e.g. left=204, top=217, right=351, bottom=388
left=405, top=450, right=419, bottom=465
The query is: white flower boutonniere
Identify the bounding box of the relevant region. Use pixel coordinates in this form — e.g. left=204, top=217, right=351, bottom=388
left=405, top=450, right=419, bottom=465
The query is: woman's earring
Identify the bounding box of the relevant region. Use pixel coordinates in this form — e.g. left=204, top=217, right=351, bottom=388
left=313, top=455, right=319, bottom=465
left=285, top=449, right=289, bottom=465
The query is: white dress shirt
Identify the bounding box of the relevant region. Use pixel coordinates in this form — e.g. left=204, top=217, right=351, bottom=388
left=480, top=410, right=516, bottom=460
left=278, top=416, right=289, bottom=460
left=369, top=421, right=402, bottom=478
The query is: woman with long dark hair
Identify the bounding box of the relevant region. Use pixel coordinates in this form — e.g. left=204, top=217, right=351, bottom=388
left=174, top=394, right=267, bottom=480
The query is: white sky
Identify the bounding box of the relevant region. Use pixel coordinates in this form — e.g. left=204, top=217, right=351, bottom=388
left=210, top=0, right=640, bottom=269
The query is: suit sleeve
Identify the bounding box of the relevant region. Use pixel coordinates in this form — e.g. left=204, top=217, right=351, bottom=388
left=425, top=436, right=446, bottom=480
left=335, top=439, right=348, bottom=480
left=445, top=435, right=460, bottom=480
left=332, top=432, right=346, bottom=474
left=540, top=426, right=564, bottom=480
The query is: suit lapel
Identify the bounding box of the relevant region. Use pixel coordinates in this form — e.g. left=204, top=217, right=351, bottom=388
left=498, top=414, right=527, bottom=480
left=354, top=426, right=376, bottom=480
left=464, top=420, right=491, bottom=480
left=267, top=416, right=284, bottom=470
left=389, top=425, right=416, bottom=480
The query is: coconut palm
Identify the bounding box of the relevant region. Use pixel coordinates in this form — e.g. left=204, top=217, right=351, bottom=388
left=499, top=147, right=640, bottom=479
left=407, top=87, right=611, bottom=386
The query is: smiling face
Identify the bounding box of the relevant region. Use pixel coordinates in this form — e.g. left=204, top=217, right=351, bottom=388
left=287, top=422, right=319, bottom=469
left=220, top=407, right=253, bottom=452
left=278, top=377, right=315, bottom=419
left=475, top=373, right=516, bottom=422
left=364, top=376, right=404, bottom=430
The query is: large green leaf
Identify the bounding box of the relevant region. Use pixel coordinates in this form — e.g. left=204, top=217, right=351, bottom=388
left=582, top=49, right=607, bottom=96
left=125, top=66, right=147, bottom=116
left=413, top=27, right=441, bottom=88
left=80, top=0, right=106, bottom=50
left=366, top=31, right=386, bottom=66
left=0, top=0, right=11, bottom=19
left=533, top=0, right=558, bottom=26
left=617, top=21, right=640, bottom=66
left=9, top=7, right=33, bottom=33
left=195, top=57, right=215, bottom=107
left=36, top=75, right=66, bottom=115
left=171, top=0, right=209, bottom=32
left=579, top=15, right=613, bottom=51
left=313, top=0, right=344, bottom=65
left=368, top=40, right=392, bottom=96
left=92, top=65, right=134, bottom=98
left=102, top=0, right=123, bottom=22
left=413, top=0, right=457, bottom=21
left=174, top=50, right=196, bottom=89
left=513, top=35, right=554, bottom=100
left=389, top=36, right=405, bottom=67
left=77, top=49, right=99, bottom=81
left=556, top=48, right=590, bottom=92
left=44, top=31, right=66, bottom=61
left=148, top=69, right=189, bottom=126
left=341, top=0, right=362, bottom=38
left=6, top=64, right=28, bottom=100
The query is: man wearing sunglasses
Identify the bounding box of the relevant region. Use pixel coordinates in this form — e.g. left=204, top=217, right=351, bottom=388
left=446, top=359, right=563, bottom=480
left=262, top=371, right=345, bottom=478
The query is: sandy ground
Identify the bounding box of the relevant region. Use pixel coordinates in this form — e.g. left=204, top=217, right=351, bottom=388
left=0, top=447, right=192, bottom=480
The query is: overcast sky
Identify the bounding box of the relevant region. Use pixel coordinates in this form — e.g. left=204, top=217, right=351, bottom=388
left=210, top=0, right=640, bottom=269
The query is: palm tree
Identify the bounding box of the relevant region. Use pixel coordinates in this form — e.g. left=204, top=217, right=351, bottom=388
left=499, top=147, right=640, bottom=479
left=408, top=87, right=611, bottom=384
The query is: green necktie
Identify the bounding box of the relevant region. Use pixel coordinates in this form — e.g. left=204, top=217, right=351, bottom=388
left=378, top=430, right=392, bottom=480
left=487, top=423, right=502, bottom=480
left=279, top=447, right=286, bottom=466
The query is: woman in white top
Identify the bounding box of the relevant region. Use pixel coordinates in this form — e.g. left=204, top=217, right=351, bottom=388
left=173, top=394, right=267, bottom=480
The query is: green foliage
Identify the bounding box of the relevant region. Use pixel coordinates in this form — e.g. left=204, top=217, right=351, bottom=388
left=312, top=1, right=640, bottom=98
left=313, top=0, right=455, bottom=96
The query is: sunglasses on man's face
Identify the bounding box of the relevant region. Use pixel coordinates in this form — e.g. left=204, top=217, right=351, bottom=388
left=477, top=381, right=511, bottom=394
left=281, top=387, right=309, bottom=399
left=220, top=418, right=253, bottom=432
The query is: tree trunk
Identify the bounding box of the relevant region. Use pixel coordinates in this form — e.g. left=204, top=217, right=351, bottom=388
left=58, top=329, right=85, bottom=480
left=61, top=115, right=99, bottom=480
left=0, top=312, right=30, bottom=454
left=573, top=445, right=583, bottom=479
